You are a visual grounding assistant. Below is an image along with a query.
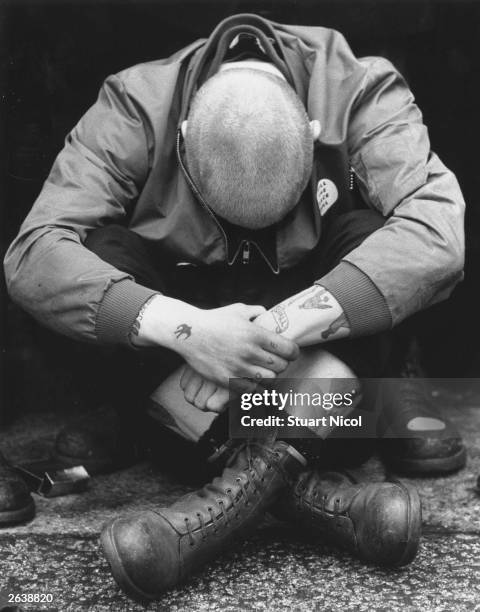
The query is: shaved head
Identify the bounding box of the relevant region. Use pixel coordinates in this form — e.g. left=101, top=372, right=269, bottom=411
left=184, top=68, right=313, bottom=229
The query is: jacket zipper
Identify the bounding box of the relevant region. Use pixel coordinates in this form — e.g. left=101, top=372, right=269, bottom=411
left=242, top=240, right=251, bottom=264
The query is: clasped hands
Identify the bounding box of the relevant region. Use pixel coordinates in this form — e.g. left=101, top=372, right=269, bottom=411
left=178, top=303, right=299, bottom=413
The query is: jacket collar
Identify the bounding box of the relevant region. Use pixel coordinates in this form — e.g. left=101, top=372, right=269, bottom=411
left=178, top=13, right=297, bottom=126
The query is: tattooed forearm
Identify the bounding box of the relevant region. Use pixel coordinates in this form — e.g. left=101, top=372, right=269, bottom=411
left=286, top=285, right=317, bottom=306
left=299, top=287, right=333, bottom=310
left=174, top=324, right=192, bottom=340
left=271, top=305, right=289, bottom=334
left=321, top=312, right=350, bottom=340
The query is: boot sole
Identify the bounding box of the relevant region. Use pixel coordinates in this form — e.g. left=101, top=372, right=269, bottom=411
left=389, top=480, right=422, bottom=567
left=0, top=498, right=35, bottom=527
left=385, top=446, right=467, bottom=476
left=100, top=521, right=157, bottom=602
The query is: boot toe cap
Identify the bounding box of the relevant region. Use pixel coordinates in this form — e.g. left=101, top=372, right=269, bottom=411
left=55, top=427, right=98, bottom=459
left=356, top=482, right=421, bottom=566
left=100, top=510, right=179, bottom=600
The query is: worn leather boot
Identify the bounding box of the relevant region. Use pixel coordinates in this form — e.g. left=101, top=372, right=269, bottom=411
left=378, top=377, right=466, bottom=474
left=54, top=406, right=232, bottom=483
left=379, top=338, right=466, bottom=474
left=100, top=439, right=305, bottom=601
left=274, top=470, right=421, bottom=566
left=53, top=406, right=139, bottom=475
left=0, top=452, right=35, bottom=526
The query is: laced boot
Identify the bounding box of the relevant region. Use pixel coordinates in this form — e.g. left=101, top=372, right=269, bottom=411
left=100, top=439, right=305, bottom=601
left=274, top=470, right=421, bottom=566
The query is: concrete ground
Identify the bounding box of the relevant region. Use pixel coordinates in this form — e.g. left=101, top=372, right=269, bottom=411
left=1, top=388, right=480, bottom=612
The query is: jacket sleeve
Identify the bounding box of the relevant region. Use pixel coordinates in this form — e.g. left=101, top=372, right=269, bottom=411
left=3, top=74, right=158, bottom=345
left=317, top=57, right=465, bottom=335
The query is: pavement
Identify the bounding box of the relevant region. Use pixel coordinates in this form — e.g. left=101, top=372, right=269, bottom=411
left=1, top=387, right=480, bottom=611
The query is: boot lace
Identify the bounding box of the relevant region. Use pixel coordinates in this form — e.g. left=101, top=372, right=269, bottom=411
left=185, top=442, right=276, bottom=546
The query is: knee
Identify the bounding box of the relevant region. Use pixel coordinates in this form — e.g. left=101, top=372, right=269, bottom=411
left=281, top=346, right=358, bottom=381
left=277, top=346, right=362, bottom=404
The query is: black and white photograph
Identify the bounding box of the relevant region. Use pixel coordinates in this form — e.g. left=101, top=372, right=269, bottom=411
left=1, top=0, right=480, bottom=610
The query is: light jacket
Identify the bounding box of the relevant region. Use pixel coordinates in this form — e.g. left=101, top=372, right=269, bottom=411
left=4, top=14, right=465, bottom=346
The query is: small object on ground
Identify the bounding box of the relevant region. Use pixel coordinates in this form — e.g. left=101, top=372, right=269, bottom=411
left=274, top=469, right=421, bottom=566
left=13, top=461, right=89, bottom=497
left=0, top=452, right=35, bottom=526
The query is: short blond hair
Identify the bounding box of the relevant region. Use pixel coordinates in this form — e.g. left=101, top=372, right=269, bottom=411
left=185, top=69, right=313, bottom=229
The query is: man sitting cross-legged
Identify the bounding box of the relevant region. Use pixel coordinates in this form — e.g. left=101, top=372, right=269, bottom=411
left=4, top=14, right=464, bottom=599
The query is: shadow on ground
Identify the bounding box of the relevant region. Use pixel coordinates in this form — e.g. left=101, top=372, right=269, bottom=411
left=1, top=392, right=480, bottom=611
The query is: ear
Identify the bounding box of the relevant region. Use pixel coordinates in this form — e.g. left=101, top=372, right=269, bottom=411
left=181, top=120, right=188, bottom=138
left=309, top=119, right=321, bottom=141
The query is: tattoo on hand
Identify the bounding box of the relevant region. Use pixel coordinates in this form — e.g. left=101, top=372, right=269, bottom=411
left=299, top=287, right=333, bottom=310
left=271, top=305, right=289, bottom=333
left=174, top=323, right=192, bottom=340
left=321, top=313, right=350, bottom=340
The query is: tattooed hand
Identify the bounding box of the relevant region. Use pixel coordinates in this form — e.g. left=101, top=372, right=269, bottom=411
left=130, top=296, right=298, bottom=393
left=175, top=303, right=299, bottom=393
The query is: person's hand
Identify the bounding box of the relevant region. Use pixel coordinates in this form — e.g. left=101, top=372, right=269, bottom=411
left=180, top=365, right=230, bottom=412
left=176, top=303, right=299, bottom=393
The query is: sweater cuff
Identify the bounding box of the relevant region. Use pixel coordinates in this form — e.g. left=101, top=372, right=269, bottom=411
left=315, top=261, right=392, bottom=337
left=95, top=279, right=159, bottom=346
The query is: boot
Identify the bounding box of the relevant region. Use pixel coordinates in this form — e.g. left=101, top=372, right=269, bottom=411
left=53, top=406, right=139, bottom=475
left=378, top=377, right=466, bottom=475
left=100, top=439, right=305, bottom=601
left=379, top=337, right=466, bottom=474
left=54, top=406, right=232, bottom=483
left=274, top=470, right=421, bottom=566
left=0, top=452, right=35, bottom=526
